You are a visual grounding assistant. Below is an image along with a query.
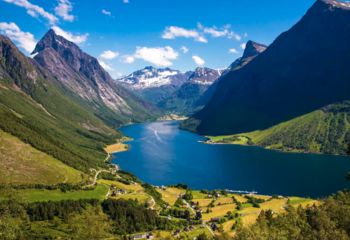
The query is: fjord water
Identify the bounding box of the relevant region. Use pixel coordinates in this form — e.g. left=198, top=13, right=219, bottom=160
left=113, top=121, right=350, bottom=198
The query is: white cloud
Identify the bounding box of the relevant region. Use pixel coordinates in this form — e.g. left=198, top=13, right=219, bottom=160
left=99, top=59, right=114, bottom=71
left=123, top=0, right=129, bottom=3
left=192, top=55, right=205, bottom=66
left=3, top=0, right=58, bottom=24
left=0, top=22, right=36, bottom=53
left=102, top=9, right=112, bottom=16
left=229, top=48, right=238, bottom=54
left=199, top=23, right=242, bottom=41
left=162, top=26, right=207, bottom=43
left=55, top=0, right=74, bottom=22
left=162, top=24, right=243, bottom=43
left=134, top=46, right=178, bottom=67
left=180, top=46, right=189, bottom=54
left=121, top=55, right=135, bottom=64
left=240, top=43, right=247, bottom=50
left=51, top=26, right=88, bottom=44
left=100, top=50, right=119, bottom=60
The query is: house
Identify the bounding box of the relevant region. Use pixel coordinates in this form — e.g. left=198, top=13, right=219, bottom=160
left=210, top=223, right=218, bottom=231
left=133, top=234, right=146, bottom=240
left=146, top=233, right=154, bottom=239
left=173, top=229, right=181, bottom=237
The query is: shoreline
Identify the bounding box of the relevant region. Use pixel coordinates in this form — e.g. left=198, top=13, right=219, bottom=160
left=203, top=138, right=350, bottom=158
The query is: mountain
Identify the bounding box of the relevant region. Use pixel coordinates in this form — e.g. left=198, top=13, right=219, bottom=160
left=118, top=66, right=189, bottom=90
left=158, top=67, right=223, bottom=114
left=208, top=101, right=350, bottom=155
left=186, top=0, right=350, bottom=135
left=0, top=34, right=121, bottom=174
left=32, top=29, right=155, bottom=126
left=118, top=66, right=222, bottom=115
left=229, top=40, right=267, bottom=71
left=117, top=66, right=191, bottom=105
left=194, top=40, right=267, bottom=113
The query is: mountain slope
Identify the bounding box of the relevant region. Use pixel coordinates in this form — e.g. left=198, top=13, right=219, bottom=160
left=188, top=0, right=350, bottom=135
left=32, top=30, right=155, bottom=126
left=194, top=40, right=267, bottom=113
left=0, top=35, right=120, bottom=173
left=209, top=101, right=350, bottom=155
left=0, top=129, right=83, bottom=185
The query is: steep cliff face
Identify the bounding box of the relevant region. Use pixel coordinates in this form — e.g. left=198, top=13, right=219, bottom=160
left=189, top=0, right=350, bottom=135
left=32, top=30, right=155, bottom=124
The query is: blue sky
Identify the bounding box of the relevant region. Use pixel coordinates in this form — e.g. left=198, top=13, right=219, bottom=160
left=0, top=0, right=316, bottom=77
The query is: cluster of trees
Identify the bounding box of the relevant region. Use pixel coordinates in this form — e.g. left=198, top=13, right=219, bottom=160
left=27, top=199, right=99, bottom=221
left=0, top=196, right=188, bottom=239
left=102, top=199, right=182, bottom=235
left=234, top=191, right=350, bottom=240
left=142, top=184, right=166, bottom=206
left=245, top=196, right=266, bottom=208
left=160, top=208, right=191, bottom=220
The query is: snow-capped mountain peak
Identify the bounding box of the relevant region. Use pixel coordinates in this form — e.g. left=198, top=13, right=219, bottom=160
left=117, top=66, right=188, bottom=89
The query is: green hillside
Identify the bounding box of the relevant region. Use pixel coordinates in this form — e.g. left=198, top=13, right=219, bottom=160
left=209, top=101, right=350, bottom=155
left=0, top=35, right=122, bottom=173
left=0, top=129, right=83, bottom=185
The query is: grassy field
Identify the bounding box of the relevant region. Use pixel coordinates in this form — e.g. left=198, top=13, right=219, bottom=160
left=98, top=179, right=151, bottom=204
left=0, top=129, right=83, bottom=185
left=16, top=184, right=109, bottom=203
left=157, top=187, right=186, bottom=206
left=154, top=226, right=211, bottom=239
left=98, top=179, right=143, bottom=192
left=202, top=204, right=237, bottom=221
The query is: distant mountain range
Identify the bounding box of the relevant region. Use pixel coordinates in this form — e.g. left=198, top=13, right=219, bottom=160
left=117, top=66, right=223, bottom=115
left=185, top=0, right=350, bottom=138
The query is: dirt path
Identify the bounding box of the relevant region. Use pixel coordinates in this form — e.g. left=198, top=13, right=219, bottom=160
left=86, top=169, right=109, bottom=187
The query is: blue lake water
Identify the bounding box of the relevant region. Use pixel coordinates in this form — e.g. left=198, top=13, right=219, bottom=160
left=112, top=121, right=350, bottom=198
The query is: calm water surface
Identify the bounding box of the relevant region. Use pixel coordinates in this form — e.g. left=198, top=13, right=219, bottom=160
left=112, top=121, right=350, bottom=198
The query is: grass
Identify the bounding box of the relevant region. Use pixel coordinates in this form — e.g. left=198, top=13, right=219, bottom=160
left=215, top=197, right=234, bottom=205
left=97, top=179, right=143, bottom=192
left=157, top=187, right=186, bottom=206
left=230, top=194, right=248, bottom=203
left=98, top=179, right=151, bottom=204
left=155, top=226, right=211, bottom=239
left=192, top=191, right=208, bottom=199
left=288, top=197, right=320, bottom=208
left=113, top=192, right=151, bottom=204
left=195, top=198, right=213, bottom=207
left=16, top=184, right=109, bottom=203
left=0, top=129, right=83, bottom=185
left=202, top=204, right=236, bottom=221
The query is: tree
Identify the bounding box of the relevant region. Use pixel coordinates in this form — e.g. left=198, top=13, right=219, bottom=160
left=197, top=233, right=209, bottom=240
left=0, top=212, right=26, bottom=240
left=68, top=206, right=111, bottom=240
